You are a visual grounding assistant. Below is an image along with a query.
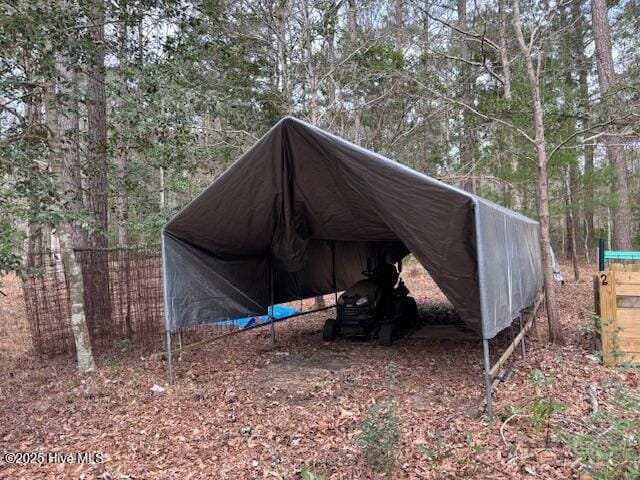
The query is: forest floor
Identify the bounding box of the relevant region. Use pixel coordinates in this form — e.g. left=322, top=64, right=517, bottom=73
left=1, top=261, right=639, bottom=479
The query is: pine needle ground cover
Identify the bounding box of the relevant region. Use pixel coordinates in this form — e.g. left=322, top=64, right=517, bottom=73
left=1, top=263, right=639, bottom=479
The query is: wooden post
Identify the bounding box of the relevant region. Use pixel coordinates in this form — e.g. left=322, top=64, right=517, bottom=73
left=597, top=270, right=617, bottom=365
left=488, top=311, right=536, bottom=379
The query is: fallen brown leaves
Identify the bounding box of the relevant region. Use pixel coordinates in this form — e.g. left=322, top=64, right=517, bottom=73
left=1, top=262, right=638, bottom=479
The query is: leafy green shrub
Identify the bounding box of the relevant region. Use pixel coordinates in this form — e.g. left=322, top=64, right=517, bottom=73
left=501, top=369, right=566, bottom=447
left=300, top=468, right=326, bottom=480
left=420, top=427, right=452, bottom=464
left=528, top=369, right=566, bottom=434
left=560, top=387, right=640, bottom=479
left=356, top=363, right=401, bottom=476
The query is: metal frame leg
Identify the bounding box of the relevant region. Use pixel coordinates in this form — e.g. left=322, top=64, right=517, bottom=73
left=166, top=329, right=174, bottom=385
left=483, top=338, right=493, bottom=419
left=519, top=315, right=526, bottom=358
left=269, top=260, right=276, bottom=345
left=331, top=241, right=338, bottom=309
left=269, top=306, right=276, bottom=345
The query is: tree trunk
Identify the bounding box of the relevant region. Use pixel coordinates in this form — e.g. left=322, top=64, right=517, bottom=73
left=116, top=0, right=129, bottom=247
left=324, top=1, right=338, bottom=123
left=23, top=84, right=45, bottom=268
left=561, top=6, right=581, bottom=279
left=590, top=0, right=633, bottom=250
left=86, top=0, right=113, bottom=339
left=274, top=1, right=291, bottom=114
left=57, top=54, right=86, bottom=248
left=457, top=0, right=475, bottom=193
left=422, top=0, right=429, bottom=48
left=394, top=0, right=404, bottom=50
left=513, top=0, right=562, bottom=343
left=87, top=0, right=109, bottom=248
left=573, top=0, right=594, bottom=252
left=565, top=166, right=580, bottom=281
left=60, top=225, right=97, bottom=373
left=315, top=295, right=326, bottom=309
left=497, top=0, right=512, bottom=102
left=45, top=75, right=96, bottom=374
left=347, top=0, right=362, bottom=143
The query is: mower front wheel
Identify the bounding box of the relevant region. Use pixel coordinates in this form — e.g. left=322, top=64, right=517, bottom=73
left=322, top=318, right=337, bottom=341
left=379, top=323, right=394, bottom=346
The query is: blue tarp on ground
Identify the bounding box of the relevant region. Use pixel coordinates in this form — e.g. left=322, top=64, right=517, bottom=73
left=211, top=305, right=300, bottom=329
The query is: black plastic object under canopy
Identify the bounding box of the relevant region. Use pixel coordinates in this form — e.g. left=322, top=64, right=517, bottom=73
left=162, top=117, right=543, bottom=339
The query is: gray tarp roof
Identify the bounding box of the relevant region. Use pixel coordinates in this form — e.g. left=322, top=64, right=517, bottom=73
left=162, top=117, right=543, bottom=339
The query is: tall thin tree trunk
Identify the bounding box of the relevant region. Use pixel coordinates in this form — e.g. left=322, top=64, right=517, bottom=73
left=591, top=0, right=633, bottom=250
left=422, top=0, right=429, bottom=48
left=60, top=226, right=96, bottom=372
left=561, top=6, right=581, bottom=278
left=86, top=0, right=113, bottom=340
left=573, top=0, right=594, bottom=252
left=394, top=0, right=404, bottom=50
left=87, top=0, right=109, bottom=248
left=499, top=0, right=515, bottom=209
left=565, top=166, right=580, bottom=281
left=513, top=0, right=562, bottom=343
left=457, top=0, right=475, bottom=193
left=116, top=0, right=129, bottom=247
left=57, top=55, right=86, bottom=248
left=274, top=2, right=291, bottom=114
left=23, top=82, right=44, bottom=265
left=324, top=1, right=338, bottom=125
left=347, top=0, right=361, bottom=143
left=498, top=0, right=512, bottom=102
left=46, top=74, right=96, bottom=373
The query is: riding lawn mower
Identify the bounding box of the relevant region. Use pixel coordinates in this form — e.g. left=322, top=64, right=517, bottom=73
left=322, top=259, right=417, bottom=346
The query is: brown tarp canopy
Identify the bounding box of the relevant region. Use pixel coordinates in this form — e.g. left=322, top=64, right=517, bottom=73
left=162, top=117, right=542, bottom=339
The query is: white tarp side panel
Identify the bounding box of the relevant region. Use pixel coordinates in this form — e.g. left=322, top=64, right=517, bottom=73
left=162, top=116, right=543, bottom=339
left=475, top=199, right=543, bottom=338
left=162, top=232, right=270, bottom=330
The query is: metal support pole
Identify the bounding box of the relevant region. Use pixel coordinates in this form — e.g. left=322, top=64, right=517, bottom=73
left=166, top=329, right=174, bottom=385
left=269, top=258, right=276, bottom=345
left=331, top=242, right=338, bottom=308
left=482, top=338, right=493, bottom=419
left=178, top=329, right=183, bottom=356
left=518, top=315, right=526, bottom=358
left=598, top=238, right=605, bottom=271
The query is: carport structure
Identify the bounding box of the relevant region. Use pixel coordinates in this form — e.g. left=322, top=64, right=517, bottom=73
left=162, top=117, right=543, bottom=417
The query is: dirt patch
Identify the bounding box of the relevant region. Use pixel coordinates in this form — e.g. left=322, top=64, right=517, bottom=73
left=250, top=352, right=353, bottom=403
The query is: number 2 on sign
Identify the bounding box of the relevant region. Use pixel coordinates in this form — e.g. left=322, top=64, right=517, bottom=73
left=600, top=274, right=608, bottom=286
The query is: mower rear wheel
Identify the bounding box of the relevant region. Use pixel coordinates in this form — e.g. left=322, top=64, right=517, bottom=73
left=404, top=296, right=418, bottom=326
left=322, top=318, right=337, bottom=341
left=379, top=323, right=394, bottom=346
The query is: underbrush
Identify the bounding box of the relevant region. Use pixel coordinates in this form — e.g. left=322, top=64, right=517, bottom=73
left=356, top=363, right=401, bottom=477
left=559, top=386, right=640, bottom=480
